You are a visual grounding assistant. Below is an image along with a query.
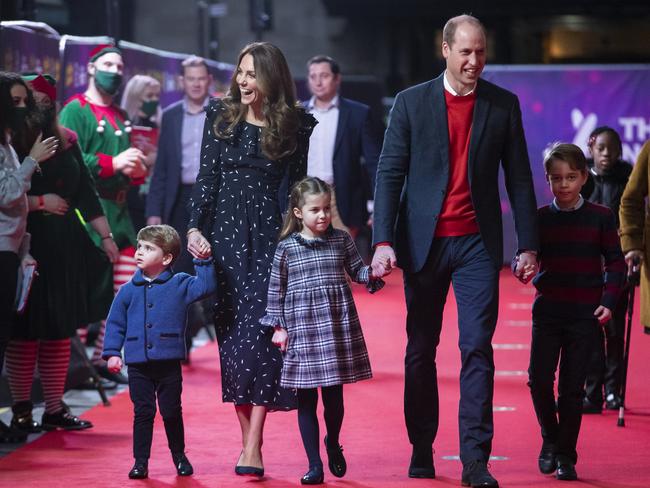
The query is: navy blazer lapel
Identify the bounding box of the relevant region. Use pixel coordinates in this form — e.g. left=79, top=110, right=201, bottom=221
left=430, top=76, right=450, bottom=173
left=334, top=98, right=349, bottom=157
left=468, top=80, right=490, bottom=182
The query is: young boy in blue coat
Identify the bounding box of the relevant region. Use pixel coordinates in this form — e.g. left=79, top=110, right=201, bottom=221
left=102, top=225, right=216, bottom=479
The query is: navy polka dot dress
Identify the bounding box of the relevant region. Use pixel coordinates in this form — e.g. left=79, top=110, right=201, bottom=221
left=188, top=99, right=316, bottom=409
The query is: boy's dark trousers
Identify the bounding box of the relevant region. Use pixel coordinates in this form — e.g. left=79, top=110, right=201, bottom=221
left=584, top=289, right=628, bottom=404
left=128, top=359, right=185, bottom=460
left=528, top=315, right=599, bottom=464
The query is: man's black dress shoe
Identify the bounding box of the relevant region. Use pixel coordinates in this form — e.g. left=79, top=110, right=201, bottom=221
left=172, top=452, right=194, bottom=476
left=538, top=445, right=556, bottom=474
left=556, top=460, right=578, bottom=481
left=324, top=435, right=346, bottom=477
left=128, top=460, right=149, bottom=479
left=235, top=465, right=264, bottom=477
left=408, top=445, right=435, bottom=478
left=461, top=460, right=499, bottom=487
left=300, top=465, right=324, bottom=485
left=582, top=397, right=602, bottom=414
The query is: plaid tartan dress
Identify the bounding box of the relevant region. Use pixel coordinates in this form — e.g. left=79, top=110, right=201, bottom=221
left=260, top=229, right=383, bottom=388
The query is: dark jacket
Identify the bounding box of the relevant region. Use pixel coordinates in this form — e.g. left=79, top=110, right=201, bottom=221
left=372, top=74, right=539, bottom=272
left=305, top=97, right=381, bottom=229
left=102, top=258, right=217, bottom=364
left=582, top=159, right=633, bottom=227
left=145, top=101, right=184, bottom=222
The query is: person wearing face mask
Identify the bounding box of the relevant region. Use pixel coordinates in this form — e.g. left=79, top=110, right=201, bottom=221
left=59, top=44, right=147, bottom=385
left=0, top=72, right=58, bottom=441
left=120, top=74, right=162, bottom=232
left=581, top=126, right=632, bottom=414
left=4, top=73, right=118, bottom=434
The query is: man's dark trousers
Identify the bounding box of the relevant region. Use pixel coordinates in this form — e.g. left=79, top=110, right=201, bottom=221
left=403, top=233, right=499, bottom=464
left=528, top=316, right=598, bottom=464
left=128, top=360, right=185, bottom=460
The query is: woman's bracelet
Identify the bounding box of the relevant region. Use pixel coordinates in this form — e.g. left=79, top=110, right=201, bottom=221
left=101, top=233, right=114, bottom=241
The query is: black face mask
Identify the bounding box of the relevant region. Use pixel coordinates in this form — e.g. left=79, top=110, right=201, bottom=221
left=10, top=107, right=28, bottom=131
left=38, top=104, right=57, bottom=130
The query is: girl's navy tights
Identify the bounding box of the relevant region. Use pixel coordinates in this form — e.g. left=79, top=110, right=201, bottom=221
left=297, top=385, right=344, bottom=469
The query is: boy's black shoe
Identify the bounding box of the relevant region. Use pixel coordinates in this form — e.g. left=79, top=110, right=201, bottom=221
left=605, top=393, right=622, bottom=410
left=172, top=452, right=194, bottom=476
left=582, top=398, right=602, bottom=414
left=408, top=444, right=435, bottom=478
left=538, top=445, right=556, bottom=474
left=300, top=465, right=324, bottom=485
left=41, top=410, right=93, bottom=431
left=129, top=459, right=149, bottom=479
left=324, top=435, right=346, bottom=477
left=10, top=401, right=41, bottom=433
left=556, top=460, right=578, bottom=481
left=461, top=460, right=499, bottom=487
left=0, top=420, right=27, bottom=443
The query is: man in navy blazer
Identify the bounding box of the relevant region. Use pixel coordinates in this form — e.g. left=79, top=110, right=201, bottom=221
left=146, top=56, right=212, bottom=274
left=305, top=55, right=381, bottom=238
left=371, top=16, right=539, bottom=487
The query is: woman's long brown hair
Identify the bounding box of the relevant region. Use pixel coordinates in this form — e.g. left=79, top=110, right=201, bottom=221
left=213, top=42, right=301, bottom=161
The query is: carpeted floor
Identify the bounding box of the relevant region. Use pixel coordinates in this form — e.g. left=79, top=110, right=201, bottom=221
left=1, top=270, right=648, bottom=487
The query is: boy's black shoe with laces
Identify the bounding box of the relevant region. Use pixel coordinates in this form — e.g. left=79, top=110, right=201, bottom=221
left=324, top=435, right=346, bottom=477
left=172, top=452, right=193, bottom=476
left=128, top=459, right=148, bottom=479
left=461, top=460, right=499, bottom=487
left=538, top=445, right=557, bottom=474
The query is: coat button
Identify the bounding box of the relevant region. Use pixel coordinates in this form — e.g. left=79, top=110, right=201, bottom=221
left=147, top=303, right=153, bottom=308
left=148, top=284, right=153, bottom=289
left=147, top=344, right=152, bottom=349
left=146, top=323, right=152, bottom=328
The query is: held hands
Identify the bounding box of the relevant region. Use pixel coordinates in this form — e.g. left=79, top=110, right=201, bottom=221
left=514, top=251, right=538, bottom=284
left=29, top=133, right=59, bottom=163
left=371, top=245, right=397, bottom=278
left=107, top=356, right=123, bottom=373
left=187, top=229, right=212, bottom=259
left=624, top=250, right=643, bottom=269
left=271, top=327, right=288, bottom=352
left=21, top=253, right=37, bottom=269
left=594, top=305, right=612, bottom=325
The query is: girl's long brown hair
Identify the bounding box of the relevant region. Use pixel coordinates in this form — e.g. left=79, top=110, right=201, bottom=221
left=213, top=42, right=302, bottom=161
left=278, top=177, right=332, bottom=241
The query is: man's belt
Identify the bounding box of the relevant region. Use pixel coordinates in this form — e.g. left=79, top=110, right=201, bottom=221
left=97, top=187, right=127, bottom=204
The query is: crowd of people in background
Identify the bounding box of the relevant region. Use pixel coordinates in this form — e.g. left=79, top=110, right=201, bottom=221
left=0, top=12, right=649, bottom=487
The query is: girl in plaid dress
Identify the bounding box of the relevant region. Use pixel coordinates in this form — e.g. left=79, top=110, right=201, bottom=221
left=261, top=177, right=383, bottom=485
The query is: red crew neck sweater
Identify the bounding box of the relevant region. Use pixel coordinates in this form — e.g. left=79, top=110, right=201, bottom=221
left=434, top=89, right=479, bottom=237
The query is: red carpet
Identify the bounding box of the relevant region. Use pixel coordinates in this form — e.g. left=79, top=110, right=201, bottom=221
left=2, top=270, right=649, bottom=487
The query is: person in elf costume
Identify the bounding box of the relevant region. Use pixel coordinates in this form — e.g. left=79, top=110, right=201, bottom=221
left=59, top=44, right=147, bottom=384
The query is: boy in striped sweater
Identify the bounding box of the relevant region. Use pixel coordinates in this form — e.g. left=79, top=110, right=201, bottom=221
left=514, top=143, right=625, bottom=481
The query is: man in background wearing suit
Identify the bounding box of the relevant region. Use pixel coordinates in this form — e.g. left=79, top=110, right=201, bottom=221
left=305, top=55, right=381, bottom=240
left=371, top=15, right=539, bottom=488
left=146, top=56, right=212, bottom=274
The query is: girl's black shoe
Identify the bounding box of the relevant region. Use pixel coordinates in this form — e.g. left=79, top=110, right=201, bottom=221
left=301, top=466, right=324, bottom=485
left=324, top=435, right=347, bottom=477
left=0, top=420, right=27, bottom=443
left=10, top=401, right=41, bottom=434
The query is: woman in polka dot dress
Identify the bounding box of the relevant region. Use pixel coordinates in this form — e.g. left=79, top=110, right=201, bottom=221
left=186, top=42, right=316, bottom=476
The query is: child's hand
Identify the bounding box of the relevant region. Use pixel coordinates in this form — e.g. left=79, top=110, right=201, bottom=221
left=514, top=252, right=537, bottom=284
left=271, top=327, right=288, bottom=352
left=594, top=305, right=612, bottom=325
left=107, top=356, right=123, bottom=373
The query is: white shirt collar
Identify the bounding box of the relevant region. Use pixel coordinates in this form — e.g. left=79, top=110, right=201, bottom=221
left=443, top=71, right=476, bottom=97
left=552, top=194, right=585, bottom=212
left=308, top=95, right=339, bottom=111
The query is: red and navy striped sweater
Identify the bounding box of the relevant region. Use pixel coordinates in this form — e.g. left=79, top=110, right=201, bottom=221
left=532, top=200, right=625, bottom=320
